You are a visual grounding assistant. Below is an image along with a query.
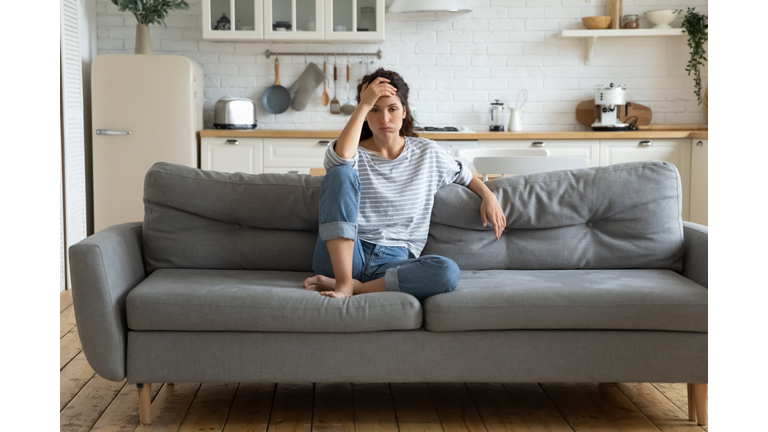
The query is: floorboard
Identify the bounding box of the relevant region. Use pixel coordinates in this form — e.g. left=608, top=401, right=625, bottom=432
left=351, top=383, right=399, bottom=432
left=429, top=382, right=488, bottom=432
left=502, top=383, right=575, bottom=432
left=465, top=382, right=531, bottom=432
left=134, top=383, right=201, bottom=432
left=60, top=351, right=96, bottom=411
left=615, top=383, right=706, bottom=432
left=62, top=289, right=73, bottom=312
left=177, top=383, right=239, bottom=432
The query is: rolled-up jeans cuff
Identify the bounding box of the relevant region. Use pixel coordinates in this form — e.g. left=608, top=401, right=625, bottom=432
left=384, top=266, right=401, bottom=292
left=319, top=221, right=357, bottom=241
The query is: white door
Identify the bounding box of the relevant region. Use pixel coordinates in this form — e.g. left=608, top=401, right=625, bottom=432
left=600, top=139, right=691, bottom=220
left=61, top=0, right=88, bottom=291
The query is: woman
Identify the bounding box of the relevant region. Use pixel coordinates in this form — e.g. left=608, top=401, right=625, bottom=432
left=302, top=68, right=506, bottom=300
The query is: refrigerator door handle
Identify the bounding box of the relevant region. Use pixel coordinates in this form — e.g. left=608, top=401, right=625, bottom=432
left=96, top=129, right=132, bottom=135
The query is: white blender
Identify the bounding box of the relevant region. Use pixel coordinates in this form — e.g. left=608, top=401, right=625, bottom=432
left=592, top=83, right=632, bottom=131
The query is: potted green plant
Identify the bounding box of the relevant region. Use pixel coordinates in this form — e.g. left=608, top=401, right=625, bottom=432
left=681, top=8, right=708, bottom=106
left=111, top=0, right=190, bottom=54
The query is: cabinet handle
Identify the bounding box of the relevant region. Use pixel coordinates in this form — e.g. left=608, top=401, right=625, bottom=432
left=532, top=141, right=545, bottom=147
left=226, top=139, right=238, bottom=145
left=318, top=140, right=331, bottom=146
left=696, top=141, right=703, bottom=146
left=639, top=140, right=653, bottom=146
left=96, top=129, right=131, bottom=135
left=288, top=170, right=299, bottom=174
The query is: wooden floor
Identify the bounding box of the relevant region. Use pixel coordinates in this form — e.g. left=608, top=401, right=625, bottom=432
left=60, top=290, right=708, bottom=432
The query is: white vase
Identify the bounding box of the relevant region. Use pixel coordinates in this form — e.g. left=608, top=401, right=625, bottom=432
left=135, top=24, right=152, bottom=54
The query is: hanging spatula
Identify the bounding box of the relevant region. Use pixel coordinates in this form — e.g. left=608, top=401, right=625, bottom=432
left=330, top=59, right=341, bottom=114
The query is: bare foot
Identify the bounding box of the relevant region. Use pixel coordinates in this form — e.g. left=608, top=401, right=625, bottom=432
left=303, top=275, right=335, bottom=292
left=319, top=281, right=354, bottom=299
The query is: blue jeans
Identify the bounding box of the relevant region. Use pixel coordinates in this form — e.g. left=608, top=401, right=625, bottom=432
left=312, top=164, right=460, bottom=300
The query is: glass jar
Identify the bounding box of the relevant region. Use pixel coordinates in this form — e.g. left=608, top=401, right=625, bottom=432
left=622, top=14, right=639, bottom=29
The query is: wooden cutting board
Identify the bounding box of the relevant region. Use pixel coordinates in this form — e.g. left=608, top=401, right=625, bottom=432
left=576, top=100, right=652, bottom=128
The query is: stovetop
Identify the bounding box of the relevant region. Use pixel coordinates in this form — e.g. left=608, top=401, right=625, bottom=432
left=414, top=126, right=475, bottom=133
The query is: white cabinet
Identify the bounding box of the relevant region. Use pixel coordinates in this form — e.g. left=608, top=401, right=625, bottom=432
left=202, top=137, right=331, bottom=174
left=203, top=0, right=265, bottom=40
left=324, top=0, right=385, bottom=42
left=201, top=0, right=384, bottom=41
left=599, top=139, right=691, bottom=221
left=201, top=137, right=263, bottom=174
left=478, top=140, right=601, bottom=167
left=263, top=138, right=333, bottom=171
left=689, top=139, right=708, bottom=225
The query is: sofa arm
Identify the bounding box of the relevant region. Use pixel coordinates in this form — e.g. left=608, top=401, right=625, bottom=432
left=69, top=222, right=146, bottom=382
left=682, top=221, right=708, bottom=288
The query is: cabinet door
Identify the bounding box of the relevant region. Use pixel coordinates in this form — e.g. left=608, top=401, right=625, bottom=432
left=201, top=137, right=264, bottom=174
left=264, top=0, right=324, bottom=40
left=600, top=139, right=691, bottom=220
left=263, top=138, right=334, bottom=169
left=324, top=0, right=385, bottom=41
left=479, top=140, right=600, bottom=167
left=689, top=139, right=708, bottom=225
left=203, top=0, right=264, bottom=40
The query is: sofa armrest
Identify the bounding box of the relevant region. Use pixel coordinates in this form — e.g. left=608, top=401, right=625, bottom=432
left=69, top=222, right=146, bottom=381
left=682, top=221, right=708, bottom=288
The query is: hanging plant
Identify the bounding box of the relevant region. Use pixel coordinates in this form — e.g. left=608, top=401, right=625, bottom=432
left=111, top=0, right=189, bottom=27
left=682, top=8, right=708, bottom=105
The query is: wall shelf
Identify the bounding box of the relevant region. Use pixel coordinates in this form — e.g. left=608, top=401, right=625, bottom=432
left=560, top=28, right=686, bottom=65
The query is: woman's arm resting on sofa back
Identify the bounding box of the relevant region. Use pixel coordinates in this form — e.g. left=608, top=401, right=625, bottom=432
left=68, top=222, right=147, bottom=382
left=682, top=221, right=708, bottom=288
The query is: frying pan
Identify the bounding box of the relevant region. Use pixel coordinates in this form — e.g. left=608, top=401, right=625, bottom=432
left=261, top=57, right=291, bottom=114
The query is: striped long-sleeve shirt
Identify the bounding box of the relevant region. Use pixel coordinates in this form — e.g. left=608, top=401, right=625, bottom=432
left=324, top=136, right=474, bottom=258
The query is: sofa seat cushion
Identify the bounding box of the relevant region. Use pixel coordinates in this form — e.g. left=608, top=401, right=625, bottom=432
left=126, top=269, right=423, bottom=332
left=423, top=269, right=707, bottom=332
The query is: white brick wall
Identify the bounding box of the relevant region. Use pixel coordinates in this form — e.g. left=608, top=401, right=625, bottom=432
left=95, top=0, right=708, bottom=131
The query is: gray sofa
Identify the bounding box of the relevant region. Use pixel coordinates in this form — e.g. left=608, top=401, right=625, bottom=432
left=69, top=160, right=708, bottom=425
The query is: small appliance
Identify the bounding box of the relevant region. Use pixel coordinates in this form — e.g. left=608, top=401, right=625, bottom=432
left=214, top=97, right=257, bottom=129
left=489, top=100, right=506, bottom=132
left=592, top=83, right=632, bottom=132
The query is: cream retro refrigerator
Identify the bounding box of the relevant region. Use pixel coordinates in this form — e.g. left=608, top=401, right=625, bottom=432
left=92, top=54, right=203, bottom=232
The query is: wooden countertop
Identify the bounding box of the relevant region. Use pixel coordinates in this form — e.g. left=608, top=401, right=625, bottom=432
left=201, top=129, right=708, bottom=140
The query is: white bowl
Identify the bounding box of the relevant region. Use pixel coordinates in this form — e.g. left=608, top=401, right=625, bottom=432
left=644, top=9, right=682, bottom=29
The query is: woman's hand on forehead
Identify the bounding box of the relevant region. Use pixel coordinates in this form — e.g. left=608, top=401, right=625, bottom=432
left=360, top=77, right=397, bottom=109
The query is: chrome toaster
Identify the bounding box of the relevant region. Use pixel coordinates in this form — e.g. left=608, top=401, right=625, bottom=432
left=213, top=97, right=257, bottom=129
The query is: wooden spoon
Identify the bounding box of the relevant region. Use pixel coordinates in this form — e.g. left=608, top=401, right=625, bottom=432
left=321, top=60, right=329, bottom=107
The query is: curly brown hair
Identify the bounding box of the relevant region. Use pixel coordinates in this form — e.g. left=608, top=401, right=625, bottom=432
left=356, top=68, right=419, bottom=141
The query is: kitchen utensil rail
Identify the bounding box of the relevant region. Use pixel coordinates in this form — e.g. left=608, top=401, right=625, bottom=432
left=265, top=49, right=382, bottom=60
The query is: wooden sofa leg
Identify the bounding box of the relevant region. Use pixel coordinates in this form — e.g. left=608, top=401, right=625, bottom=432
left=166, top=383, right=175, bottom=396
left=687, top=383, right=697, bottom=422
left=692, top=383, right=708, bottom=426
left=138, top=383, right=152, bottom=425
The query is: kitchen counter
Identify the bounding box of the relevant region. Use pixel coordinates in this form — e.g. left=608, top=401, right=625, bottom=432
left=200, top=129, right=708, bottom=140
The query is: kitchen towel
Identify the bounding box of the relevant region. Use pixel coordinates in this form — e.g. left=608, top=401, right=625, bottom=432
left=289, top=63, right=327, bottom=112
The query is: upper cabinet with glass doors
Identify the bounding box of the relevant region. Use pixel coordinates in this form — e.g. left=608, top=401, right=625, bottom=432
left=264, top=0, right=324, bottom=40
left=201, top=0, right=384, bottom=41
left=203, top=0, right=265, bottom=40
left=324, top=0, right=384, bottom=41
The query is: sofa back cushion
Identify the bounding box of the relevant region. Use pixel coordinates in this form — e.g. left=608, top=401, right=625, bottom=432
left=143, top=160, right=684, bottom=273
left=143, top=162, right=321, bottom=273
left=422, top=160, right=684, bottom=271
